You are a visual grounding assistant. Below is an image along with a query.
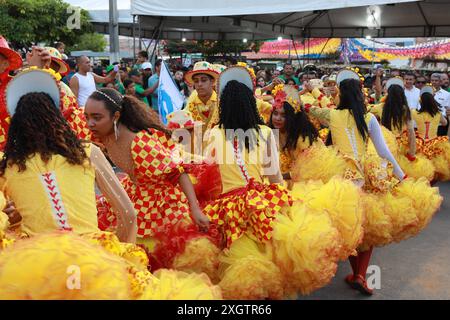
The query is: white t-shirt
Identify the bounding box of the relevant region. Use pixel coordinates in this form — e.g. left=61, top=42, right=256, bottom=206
left=434, top=88, right=450, bottom=117
left=73, top=72, right=96, bottom=107
left=404, top=86, right=421, bottom=110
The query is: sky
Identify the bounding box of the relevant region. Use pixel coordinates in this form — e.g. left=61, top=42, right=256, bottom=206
left=65, top=0, right=131, bottom=10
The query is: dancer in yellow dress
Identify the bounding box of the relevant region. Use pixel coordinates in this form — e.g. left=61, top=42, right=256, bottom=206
left=202, top=67, right=342, bottom=299
left=367, top=78, right=434, bottom=181
left=0, top=69, right=222, bottom=300
left=268, top=84, right=363, bottom=262
left=308, top=71, right=442, bottom=295
left=84, top=88, right=221, bottom=280
left=408, top=86, right=450, bottom=181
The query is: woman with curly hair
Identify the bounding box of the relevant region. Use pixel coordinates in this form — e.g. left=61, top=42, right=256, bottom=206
left=0, top=70, right=136, bottom=244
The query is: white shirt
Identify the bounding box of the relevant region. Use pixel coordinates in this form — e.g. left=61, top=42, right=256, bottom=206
left=434, top=88, right=450, bottom=117
left=73, top=72, right=96, bottom=107
left=404, top=86, right=421, bottom=110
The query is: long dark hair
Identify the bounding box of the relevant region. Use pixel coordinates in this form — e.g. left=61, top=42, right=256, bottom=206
left=219, top=80, right=265, bottom=150
left=337, top=78, right=369, bottom=141
left=269, top=102, right=318, bottom=151
left=381, top=84, right=411, bottom=131
left=88, top=88, right=169, bottom=135
left=0, top=92, right=89, bottom=175
left=419, top=92, right=440, bottom=117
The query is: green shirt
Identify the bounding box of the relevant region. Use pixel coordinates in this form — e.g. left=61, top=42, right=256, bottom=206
left=135, top=83, right=149, bottom=106
left=279, top=75, right=300, bottom=85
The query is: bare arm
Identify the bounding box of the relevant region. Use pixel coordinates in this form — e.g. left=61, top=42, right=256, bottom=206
left=91, top=145, right=137, bottom=243
left=178, top=173, right=210, bottom=231
left=93, top=71, right=118, bottom=84
left=69, top=75, right=79, bottom=100
left=264, top=130, right=283, bottom=184
left=406, top=120, right=416, bottom=157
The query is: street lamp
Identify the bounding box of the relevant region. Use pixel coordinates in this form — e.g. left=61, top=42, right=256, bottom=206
left=182, top=37, right=187, bottom=42
left=243, top=38, right=248, bottom=43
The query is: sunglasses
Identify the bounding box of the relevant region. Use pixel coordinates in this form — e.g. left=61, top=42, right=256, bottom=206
left=416, top=81, right=426, bottom=84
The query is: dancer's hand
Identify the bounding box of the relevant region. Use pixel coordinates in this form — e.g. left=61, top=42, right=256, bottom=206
left=191, top=207, right=210, bottom=232
left=3, top=200, right=21, bottom=226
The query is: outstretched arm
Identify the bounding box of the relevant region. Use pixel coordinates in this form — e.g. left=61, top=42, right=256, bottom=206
left=368, top=115, right=405, bottom=180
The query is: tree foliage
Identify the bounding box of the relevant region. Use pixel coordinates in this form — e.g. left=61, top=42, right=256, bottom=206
left=66, top=33, right=107, bottom=52
left=0, top=0, right=92, bottom=50
left=164, top=39, right=264, bottom=57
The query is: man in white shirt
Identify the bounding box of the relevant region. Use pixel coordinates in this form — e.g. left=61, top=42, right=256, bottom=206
left=69, top=56, right=118, bottom=107
left=431, top=73, right=450, bottom=136
left=403, top=72, right=421, bottom=110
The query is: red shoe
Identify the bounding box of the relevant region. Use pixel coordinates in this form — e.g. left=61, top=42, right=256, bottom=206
left=345, top=274, right=358, bottom=289
left=352, top=274, right=373, bottom=296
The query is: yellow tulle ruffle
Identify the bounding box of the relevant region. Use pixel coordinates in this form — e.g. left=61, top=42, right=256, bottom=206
left=291, top=178, right=364, bottom=260
left=140, top=269, right=222, bottom=300
left=172, top=237, right=221, bottom=283
left=360, top=177, right=442, bottom=250
left=290, top=144, right=347, bottom=184
left=0, top=232, right=132, bottom=299
left=217, top=235, right=284, bottom=300
left=272, top=203, right=341, bottom=296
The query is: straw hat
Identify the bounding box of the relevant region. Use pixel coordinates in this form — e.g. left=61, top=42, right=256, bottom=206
left=45, top=47, right=69, bottom=76
left=184, top=61, right=219, bottom=85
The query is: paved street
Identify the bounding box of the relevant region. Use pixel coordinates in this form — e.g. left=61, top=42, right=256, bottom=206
left=302, top=182, right=450, bottom=300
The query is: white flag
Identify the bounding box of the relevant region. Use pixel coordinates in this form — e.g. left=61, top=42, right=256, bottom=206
left=157, top=61, right=184, bottom=125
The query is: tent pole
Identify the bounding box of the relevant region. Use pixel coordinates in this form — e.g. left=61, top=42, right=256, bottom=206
left=132, top=15, right=136, bottom=60
left=290, top=35, right=301, bottom=67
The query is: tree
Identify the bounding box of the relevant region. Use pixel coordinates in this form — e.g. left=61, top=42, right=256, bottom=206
left=66, top=33, right=107, bottom=53
left=0, top=0, right=92, bottom=50
left=164, top=39, right=264, bottom=57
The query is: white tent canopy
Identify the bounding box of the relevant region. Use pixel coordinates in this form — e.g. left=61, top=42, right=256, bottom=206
left=81, top=0, right=450, bottom=39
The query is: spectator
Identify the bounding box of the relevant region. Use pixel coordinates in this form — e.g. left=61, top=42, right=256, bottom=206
left=415, top=75, right=427, bottom=90
left=128, top=69, right=149, bottom=106
left=431, top=73, right=450, bottom=135
left=141, top=62, right=152, bottom=89
left=62, top=59, right=77, bottom=86
left=133, top=50, right=148, bottom=70
left=55, top=41, right=68, bottom=59
left=272, top=69, right=281, bottom=79
left=69, top=55, right=118, bottom=107
left=147, top=59, right=162, bottom=112
left=403, top=72, right=421, bottom=110
left=442, top=73, right=449, bottom=92
left=279, top=62, right=300, bottom=85
left=174, top=70, right=189, bottom=98
left=256, top=76, right=266, bottom=88
left=122, top=79, right=136, bottom=96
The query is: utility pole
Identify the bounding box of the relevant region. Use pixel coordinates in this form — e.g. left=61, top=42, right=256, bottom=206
left=109, top=0, right=120, bottom=63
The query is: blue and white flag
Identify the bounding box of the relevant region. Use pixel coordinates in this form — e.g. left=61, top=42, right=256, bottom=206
left=157, top=61, right=184, bottom=125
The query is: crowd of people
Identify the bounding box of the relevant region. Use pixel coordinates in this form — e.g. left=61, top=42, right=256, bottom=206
left=0, top=35, right=448, bottom=300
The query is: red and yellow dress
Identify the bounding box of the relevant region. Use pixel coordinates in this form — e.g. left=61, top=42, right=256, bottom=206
left=308, top=107, right=442, bottom=251
left=202, top=125, right=342, bottom=299
left=407, top=110, right=450, bottom=181
left=97, top=129, right=221, bottom=280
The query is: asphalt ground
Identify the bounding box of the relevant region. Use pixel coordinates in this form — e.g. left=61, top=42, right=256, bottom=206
left=301, top=181, right=450, bottom=300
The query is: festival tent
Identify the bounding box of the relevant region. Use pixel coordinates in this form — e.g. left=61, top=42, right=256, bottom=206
left=85, top=0, right=450, bottom=39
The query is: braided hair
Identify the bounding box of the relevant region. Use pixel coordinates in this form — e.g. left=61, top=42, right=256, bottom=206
left=218, top=80, right=265, bottom=150
left=0, top=92, right=89, bottom=175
